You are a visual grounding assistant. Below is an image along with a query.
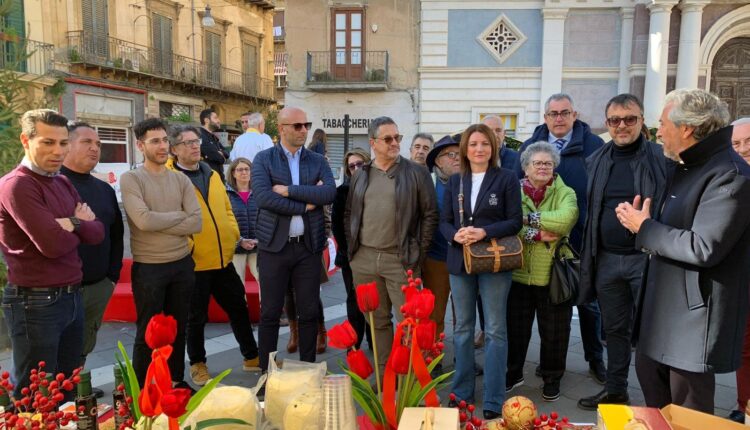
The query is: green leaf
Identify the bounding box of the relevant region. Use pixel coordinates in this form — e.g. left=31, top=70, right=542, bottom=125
left=179, top=368, right=231, bottom=424
left=338, top=362, right=386, bottom=426
left=117, top=341, right=142, bottom=419
left=426, top=354, right=444, bottom=373
left=408, top=371, right=454, bottom=407
left=187, top=418, right=253, bottom=430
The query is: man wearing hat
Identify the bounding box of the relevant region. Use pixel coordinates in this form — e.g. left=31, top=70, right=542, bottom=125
left=422, top=134, right=462, bottom=365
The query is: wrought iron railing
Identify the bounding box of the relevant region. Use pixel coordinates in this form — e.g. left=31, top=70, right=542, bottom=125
left=0, top=34, right=54, bottom=76
left=306, top=50, right=388, bottom=84
left=64, top=30, right=274, bottom=100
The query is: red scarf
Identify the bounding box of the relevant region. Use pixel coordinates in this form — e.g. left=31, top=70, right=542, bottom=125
left=522, top=176, right=554, bottom=207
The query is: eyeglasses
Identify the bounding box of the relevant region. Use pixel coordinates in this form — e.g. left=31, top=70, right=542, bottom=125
left=438, top=151, right=460, bottom=160
left=175, top=138, right=201, bottom=147
left=375, top=134, right=403, bottom=144
left=606, top=116, right=641, bottom=127
left=144, top=137, right=170, bottom=145
left=545, top=110, right=572, bottom=120
left=531, top=160, right=554, bottom=168
left=234, top=167, right=250, bottom=173
left=281, top=122, right=313, bottom=131
left=347, top=161, right=365, bottom=170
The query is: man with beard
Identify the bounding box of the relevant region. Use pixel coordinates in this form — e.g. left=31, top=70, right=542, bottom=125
left=121, top=118, right=202, bottom=388
left=199, top=108, right=230, bottom=182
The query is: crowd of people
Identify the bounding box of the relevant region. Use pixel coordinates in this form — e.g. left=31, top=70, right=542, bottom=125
left=0, top=88, right=748, bottom=424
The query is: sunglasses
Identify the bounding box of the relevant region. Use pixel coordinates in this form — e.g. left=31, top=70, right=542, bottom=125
left=606, top=116, right=640, bottom=127
left=281, top=122, right=313, bottom=131
left=375, top=134, right=403, bottom=144
left=348, top=161, right=365, bottom=170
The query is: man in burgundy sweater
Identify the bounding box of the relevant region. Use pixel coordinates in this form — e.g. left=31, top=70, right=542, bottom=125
left=0, top=109, right=104, bottom=397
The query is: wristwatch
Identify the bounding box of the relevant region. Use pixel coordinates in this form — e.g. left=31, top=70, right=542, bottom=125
left=69, top=216, right=81, bottom=232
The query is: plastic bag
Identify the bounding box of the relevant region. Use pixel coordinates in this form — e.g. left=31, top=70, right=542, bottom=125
left=283, top=389, right=323, bottom=430
left=182, top=384, right=263, bottom=430
left=264, top=351, right=327, bottom=428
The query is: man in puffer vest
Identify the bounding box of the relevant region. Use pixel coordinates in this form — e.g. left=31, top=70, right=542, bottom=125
left=167, top=125, right=260, bottom=387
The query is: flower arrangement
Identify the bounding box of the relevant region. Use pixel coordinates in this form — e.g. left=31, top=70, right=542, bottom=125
left=328, top=270, right=454, bottom=430
left=0, top=362, right=81, bottom=429
left=115, top=314, right=252, bottom=430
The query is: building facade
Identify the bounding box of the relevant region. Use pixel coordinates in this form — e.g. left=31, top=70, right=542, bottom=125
left=419, top=0, right=750, bottom=140
left=11, top=0, right=276, bottom=196
left=283, top=0, right=421, bottom=179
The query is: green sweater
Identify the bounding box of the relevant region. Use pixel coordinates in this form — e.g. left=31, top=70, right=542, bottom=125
left=512, top=175, right=578, bottom=286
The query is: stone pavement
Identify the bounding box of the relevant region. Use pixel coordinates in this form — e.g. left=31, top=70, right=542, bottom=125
left=0, top=270, right=739, bottom=424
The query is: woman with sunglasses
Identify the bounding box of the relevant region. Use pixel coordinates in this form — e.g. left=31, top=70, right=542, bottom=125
left=226, top=158, right=261, bottom=289
left=331, top=147, right=373, bottom=349
left=440, top=123, right=522, bottom=419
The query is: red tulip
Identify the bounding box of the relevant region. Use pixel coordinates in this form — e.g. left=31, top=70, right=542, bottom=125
left=328, top=320, right=358, bottom=350
left=415, top=320, right=437, bottom=350
left=160, top=388, right=192, bottom=418
left=346, top=349, right=373, bottom=379
left=145, top=313, right=177, bottom=350
left=387, top=344, right=410, bottom=375
left=138, top=382, right=162, bottom=417
left=356, top=282, right=380, bottom=313
left=402, top=289, right=435, bottom=319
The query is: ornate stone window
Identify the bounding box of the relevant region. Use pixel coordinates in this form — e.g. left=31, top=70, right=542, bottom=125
left=477, top=14, right=527, bottom=64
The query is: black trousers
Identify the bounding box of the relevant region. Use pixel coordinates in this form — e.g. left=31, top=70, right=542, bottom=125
left=285, top=288, right=325, bottom=324
left=635, top=352, right=715, bottom=413
left=506, top=281, right=573, bottom=387
left=131, top=255, right=194, bottom=385
left=258, top=242, right=321, bottom=370
left=186, top=263, right=259, bottom=365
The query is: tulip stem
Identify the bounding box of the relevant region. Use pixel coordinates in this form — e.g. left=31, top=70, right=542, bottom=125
left=368, top=312, right=382, bottom=398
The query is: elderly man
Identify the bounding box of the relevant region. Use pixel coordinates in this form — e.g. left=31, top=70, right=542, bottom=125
left=345, top=117, right=438, bottom=374
left=482, top=115, right=520, bottom=172
left=518, top=93, right=607, bottom=386
left=409, top=133, right=433, bottom=166
left=730, top=116, right=750, bottom=422
left=0, top=109, right=104, bottom=397
left=422, top=134, right=461, bottom=365
left=231, top=112, right=274, bottom=162
left=251, top=107, right=336, bottom=371
left=617, top=89, right=750, bottom=413
left=577, top=95, right=667, bottom=410
left=61, top=122, right=124, bottom=394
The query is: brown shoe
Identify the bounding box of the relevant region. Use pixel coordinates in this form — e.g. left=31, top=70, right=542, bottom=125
left=287, top=320, right=299, bottom=353
left=316, top=322, right=327, bottom=354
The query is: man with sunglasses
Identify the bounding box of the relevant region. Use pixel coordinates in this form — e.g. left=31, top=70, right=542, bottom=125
left=251, top=107, right=336, bottom=372
left=121, top=118, right=202, bottom=388
left=518, top=93, right=607, bottom=387
left=345, top=116, right=438, bottom=375
left=577, top=94, right=667, bottom=410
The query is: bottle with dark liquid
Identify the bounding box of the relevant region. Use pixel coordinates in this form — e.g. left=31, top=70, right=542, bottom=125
left=113, top=367, right=130, bottom=429
left=75, top=370, right=99, bottom=430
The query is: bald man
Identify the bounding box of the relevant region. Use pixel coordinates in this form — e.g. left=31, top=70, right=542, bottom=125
left=482, top=115, right=520, bottom=172
left=250, top=107, right=336, bottom=372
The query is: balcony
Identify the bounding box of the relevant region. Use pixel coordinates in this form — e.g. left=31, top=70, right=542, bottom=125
left=306, top=50, right=388, bottom=92
left=63, top=30, right=274, bottom=102
left=0, top=33, right=54, bottom=76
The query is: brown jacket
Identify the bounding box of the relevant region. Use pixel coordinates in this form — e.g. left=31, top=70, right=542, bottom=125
left=344, top=156, right=438, bottom=269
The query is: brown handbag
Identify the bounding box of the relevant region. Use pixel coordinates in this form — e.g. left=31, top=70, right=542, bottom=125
left=458, top=176, right=523, bottom=274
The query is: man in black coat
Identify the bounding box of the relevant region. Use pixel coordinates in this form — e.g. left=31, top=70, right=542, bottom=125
left=617, top=89, right=750, bottom=413
left=518, top=93, right=607, bottom=385
left=577, top=95, right=667, bottom=410
left=199, top=108, right=230, bottom=182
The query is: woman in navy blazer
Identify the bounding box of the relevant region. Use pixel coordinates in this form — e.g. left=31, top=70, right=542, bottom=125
left=439, top=123, right=523, bottom=419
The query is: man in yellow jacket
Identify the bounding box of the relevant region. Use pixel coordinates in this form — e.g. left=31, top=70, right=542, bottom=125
left=167, top=125, right=260, bottom=387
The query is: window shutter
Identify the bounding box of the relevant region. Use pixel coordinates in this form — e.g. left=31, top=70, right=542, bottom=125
left=205, top=32, right=221, bottom=85
left=82, top=0, right=107, bottom=56
left=243, top=42, right=257, bottom=95
left=152, top=14, right=172, bottom=75
left=3, top=0, right=25, bottom=38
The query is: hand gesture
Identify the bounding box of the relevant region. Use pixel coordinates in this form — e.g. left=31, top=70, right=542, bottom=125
left=239, top=239, right=256, bottom=251
left=615, top=195, right=652, bottom=234
left=75, top=202, right=96, bottom=221
left=272, top=185, right=289, bottom=197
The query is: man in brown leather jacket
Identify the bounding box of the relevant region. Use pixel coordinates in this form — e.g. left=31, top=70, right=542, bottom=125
left=344, top=116, right=438, bottom=375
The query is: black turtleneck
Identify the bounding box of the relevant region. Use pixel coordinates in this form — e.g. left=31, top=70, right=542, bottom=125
left=60, top=165, right=124, bottom=283
left=599, top=137, right=642, bottom=254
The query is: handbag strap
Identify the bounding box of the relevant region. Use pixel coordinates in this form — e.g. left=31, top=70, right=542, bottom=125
left=458, top=175, right=465, bottom=228
left=554, top=237, right=580, bottom=259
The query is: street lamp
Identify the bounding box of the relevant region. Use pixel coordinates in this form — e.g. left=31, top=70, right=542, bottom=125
left=201, top=5, right=215, bottom=27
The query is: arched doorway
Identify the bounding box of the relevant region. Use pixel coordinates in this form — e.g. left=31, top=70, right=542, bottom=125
left=710, top=37, right=750, bottom=119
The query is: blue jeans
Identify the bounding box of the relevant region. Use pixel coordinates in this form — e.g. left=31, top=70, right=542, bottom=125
left=2, top=285, right=84, bottom=399
left=449, top=271, right=512, bottom=413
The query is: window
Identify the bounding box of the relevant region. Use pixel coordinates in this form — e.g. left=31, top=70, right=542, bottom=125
left=273, top=10, right=284, bottom=41
left=274, top=51, right=287, bottom=89
left=242, top=42, right=258, bottom=94
left=477, top=14, right=527, bottom=64
left=82, top=0, right=108, bottom=57
left=151, top=13, right=173, bottom=75
left=0, top=0, right=25, bottom=71
left=326, top=134, right=369, bottom=180
left=331, top=9, right=364, bottom=81
left=205, top=31, right=222, bottom=86
left=96, top=126, right=128, bottom=164
left=478, top=113, right=518, bottom=138
left=159, top=101, right=192, bottom=121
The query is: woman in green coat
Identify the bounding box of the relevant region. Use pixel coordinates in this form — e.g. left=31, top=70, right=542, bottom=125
left=505, top=141, right=578, bottom=402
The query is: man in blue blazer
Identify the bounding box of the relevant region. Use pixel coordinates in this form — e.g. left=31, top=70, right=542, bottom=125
left=251, top=107, right=336, bottom=372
